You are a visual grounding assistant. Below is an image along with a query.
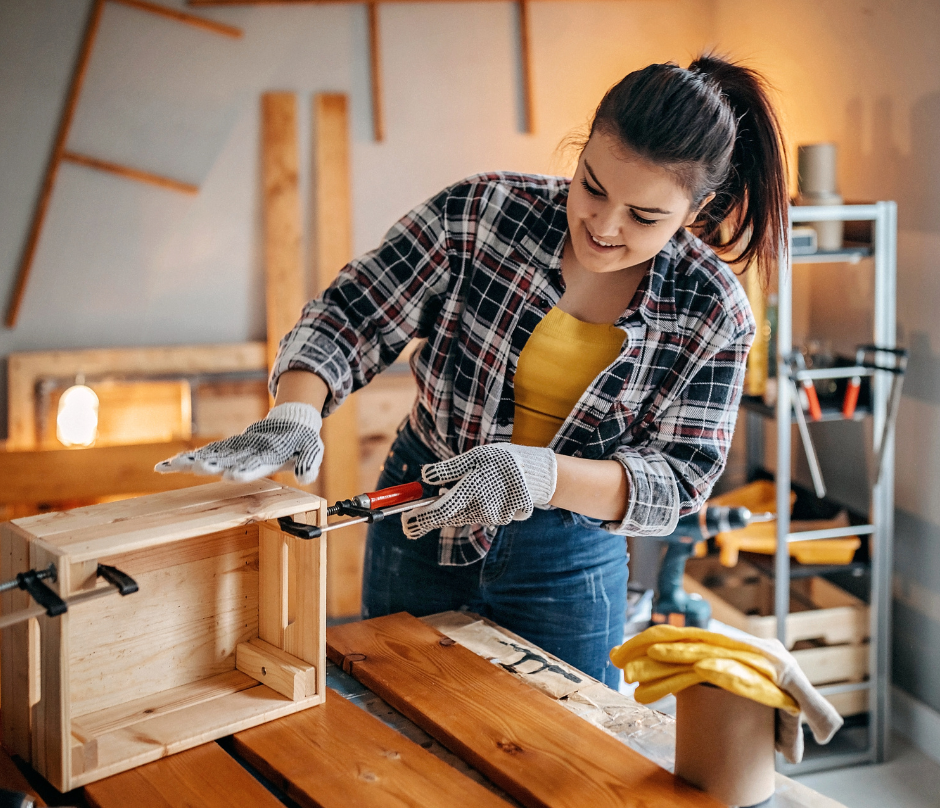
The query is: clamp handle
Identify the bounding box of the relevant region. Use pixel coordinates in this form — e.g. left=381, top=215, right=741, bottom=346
left=17, top=566, right=67, bottom=617
left=97, top=564, right=138, bottom=596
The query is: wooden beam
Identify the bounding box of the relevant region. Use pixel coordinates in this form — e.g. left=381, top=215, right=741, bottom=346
left=312, top=93, right=363, bottom=618
left=0, top=440, right=214, bottom=506
left=327, top=614, right=725, bottom=808
left=5, top=0, right=105, bottom=329
left=262, top=94, right=305, bottom=377
left=368, top=3, right=385, bottom=142
left=108, top=0, right=243, bottom=37
left=518, top=0, right=535, bottom=134
left=62, top=151, right=199, bottom=195
left=233, top=686, right=513, bottom=808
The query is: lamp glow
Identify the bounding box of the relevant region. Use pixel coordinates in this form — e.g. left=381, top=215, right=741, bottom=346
left=56, top=385, right=99, bottom=447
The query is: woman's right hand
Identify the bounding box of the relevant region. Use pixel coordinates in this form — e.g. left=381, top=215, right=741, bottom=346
left=155, top=402, right=324, bottom=484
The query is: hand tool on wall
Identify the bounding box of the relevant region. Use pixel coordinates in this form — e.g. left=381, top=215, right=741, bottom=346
left=787, top=353, right=827, bottom=499
left=651, top=506, right=774, bottom=628
left=0, top=563, right=137, bottom=631
left=858, top=345, right=909, bottom=484
left=278, top=481, right=437, bottom=539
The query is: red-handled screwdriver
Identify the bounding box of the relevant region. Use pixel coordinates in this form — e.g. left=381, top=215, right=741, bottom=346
left=842, top=375, right=861, bottom=418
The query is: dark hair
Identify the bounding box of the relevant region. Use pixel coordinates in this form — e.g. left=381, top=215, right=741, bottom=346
left=589, top=54, right=788, bottom=285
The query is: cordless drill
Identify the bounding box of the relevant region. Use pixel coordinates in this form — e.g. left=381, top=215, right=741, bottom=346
left=651, top=506, right=773, bottom=628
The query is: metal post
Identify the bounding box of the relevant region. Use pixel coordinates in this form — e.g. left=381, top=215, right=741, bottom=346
left=775, top=219, right=794, bottom=646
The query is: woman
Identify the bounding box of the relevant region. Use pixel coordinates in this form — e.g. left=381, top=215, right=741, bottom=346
left=159, top=54, right=788, bottom=688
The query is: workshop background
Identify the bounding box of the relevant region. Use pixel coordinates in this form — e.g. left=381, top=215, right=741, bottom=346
left=2, top=0, right=939, bottom=773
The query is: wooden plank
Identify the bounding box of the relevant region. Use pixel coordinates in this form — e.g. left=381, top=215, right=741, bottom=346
left=234, top=685, right=512, bottom=808
left=0, top=440, right=212, bottom=506
left=517, top=1, right=535, bottom=134
left=71, top=670, right=258, bottom=740
left=313, top=93, right=363, bottom=618
left=236, top=637, right=316, bottom=700
left=29, top=541, right=71, bottom=790
left=62, top=151, right=199, bottom=195
left=84, top=740, right=282, bottom=808
left=5, top=0, right=104, bottom=328
left=71, top=681, right=321, bottom=788
left=0, top=745, right=46, bottom=805
left=262, top=92, right=305, bottom=378
left=1, top=523, right=35, bottom=760
left=327, top=613, right=722, bottom=808
left=67, top=541, right=259, bottom=718
left=367, top=3, right=384, bottom=141
left=7, top=342, right=266, bottom=450
left=109, top=0, right=243, bottom=37
left=13, top=480, right=321, bottom=562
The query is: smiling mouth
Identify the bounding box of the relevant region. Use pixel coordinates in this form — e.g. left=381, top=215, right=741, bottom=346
left=588, top=231, right=623, bottom=249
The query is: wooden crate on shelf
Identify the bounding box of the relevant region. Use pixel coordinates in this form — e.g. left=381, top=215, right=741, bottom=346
left=0, top=480, right=327, bottom=792
left=684, top=557, right=869, bottom=717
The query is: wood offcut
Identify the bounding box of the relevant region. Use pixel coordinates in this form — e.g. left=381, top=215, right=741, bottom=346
left=312, top=93, right=364, bottom=618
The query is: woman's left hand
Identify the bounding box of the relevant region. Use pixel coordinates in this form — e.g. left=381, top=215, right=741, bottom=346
left=403, top=444, right=557, bottom=539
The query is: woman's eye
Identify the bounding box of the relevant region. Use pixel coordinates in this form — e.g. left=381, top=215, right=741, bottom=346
left=580, top=178, right=604, bottom=197
left=631, top=210, right=658, bottom=226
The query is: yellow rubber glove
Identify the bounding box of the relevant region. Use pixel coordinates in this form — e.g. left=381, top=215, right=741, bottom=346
left=647, top=641, right=779, bottom=683
left=609, top=624, right=759, bottom=669
left=634, top=670, right=704, bottom=704
left=622, top=656, right=690, bottom=684
left=694, top=657, right=799, bottom=713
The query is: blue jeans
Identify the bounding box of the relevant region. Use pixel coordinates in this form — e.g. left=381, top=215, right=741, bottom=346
left=362, top=422, right=629, bottom=688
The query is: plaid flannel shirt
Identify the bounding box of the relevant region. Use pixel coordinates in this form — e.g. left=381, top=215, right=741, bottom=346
left=272, top=173, right=755, bottom=565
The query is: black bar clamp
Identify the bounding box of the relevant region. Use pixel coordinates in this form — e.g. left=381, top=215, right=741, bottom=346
left=277, top=516, right=323, bottom=540
left=16, top=564, right=66, bottom=617
left=332, top=500, right=387, bottom=523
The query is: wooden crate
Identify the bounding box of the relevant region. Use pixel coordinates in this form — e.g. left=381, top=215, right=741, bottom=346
left=0, top=480, right=327, bottom=791
left=684, top=557, right=869, bottom=717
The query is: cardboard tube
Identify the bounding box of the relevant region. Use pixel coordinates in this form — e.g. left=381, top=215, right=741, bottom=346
left=798, top=143, right=839, bottom=196
left=675, top=683, right=776, bottom=807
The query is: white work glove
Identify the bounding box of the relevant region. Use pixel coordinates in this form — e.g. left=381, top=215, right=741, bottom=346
left=403, top=443, right=557, bottom=540
left=155, top=402, right=324, bottom=484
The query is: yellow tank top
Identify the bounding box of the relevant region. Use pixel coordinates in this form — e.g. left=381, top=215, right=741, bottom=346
left=512, top=307, right=626, bottom=447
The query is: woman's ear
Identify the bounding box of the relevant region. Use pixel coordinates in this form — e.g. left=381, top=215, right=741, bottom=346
left=684, top=192, right=716, bottom=227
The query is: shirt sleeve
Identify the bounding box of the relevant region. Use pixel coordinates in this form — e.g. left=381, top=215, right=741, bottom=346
left=269, top=187, right=455, bottom=414
left=603, top=320, right=755, bottom=537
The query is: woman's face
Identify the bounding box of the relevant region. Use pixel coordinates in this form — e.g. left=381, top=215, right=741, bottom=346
left=565, top=132, right=702, bottom=276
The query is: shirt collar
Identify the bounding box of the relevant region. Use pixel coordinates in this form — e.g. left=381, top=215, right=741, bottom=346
left=632, top=236, right=680, bottom=333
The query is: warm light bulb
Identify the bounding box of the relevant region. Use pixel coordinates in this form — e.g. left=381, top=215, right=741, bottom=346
left=57, top=385, right=99, bottom=447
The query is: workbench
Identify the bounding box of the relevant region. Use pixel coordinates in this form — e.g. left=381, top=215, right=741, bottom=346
left=3, top=612, right=847, bottom=808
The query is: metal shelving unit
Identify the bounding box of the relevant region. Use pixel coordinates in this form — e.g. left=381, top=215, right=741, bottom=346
left=745, top=202, right=897, bottom=775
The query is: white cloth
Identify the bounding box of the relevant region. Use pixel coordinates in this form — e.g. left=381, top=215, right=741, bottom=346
left=738, top=634, right=844, bottom=764
left=403, top=443, right=557, bottom=539
left=155, top=402, right=324, bottom=484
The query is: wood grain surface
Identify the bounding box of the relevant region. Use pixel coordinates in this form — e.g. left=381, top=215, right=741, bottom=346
left=327, top=613, right=723, bottom=808
left=234, top=686, right=511, bottom=808
left=83, top=740, right=282, bottom=808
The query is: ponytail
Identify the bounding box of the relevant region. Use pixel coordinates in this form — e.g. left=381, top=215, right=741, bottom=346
left=590, top=54, right=788, bottom=285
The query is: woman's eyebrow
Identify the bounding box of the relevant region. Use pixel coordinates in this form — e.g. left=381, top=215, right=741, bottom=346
left=584, top=160, right=672, bottom=216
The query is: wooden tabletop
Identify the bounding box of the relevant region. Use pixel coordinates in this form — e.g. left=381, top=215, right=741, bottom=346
left=2, top=612, right=846, bottom=808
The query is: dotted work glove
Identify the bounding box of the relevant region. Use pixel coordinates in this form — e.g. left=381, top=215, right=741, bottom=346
left=403, top=443, right=557, bottom=540
left=155, top=402, right=324, bottom=484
